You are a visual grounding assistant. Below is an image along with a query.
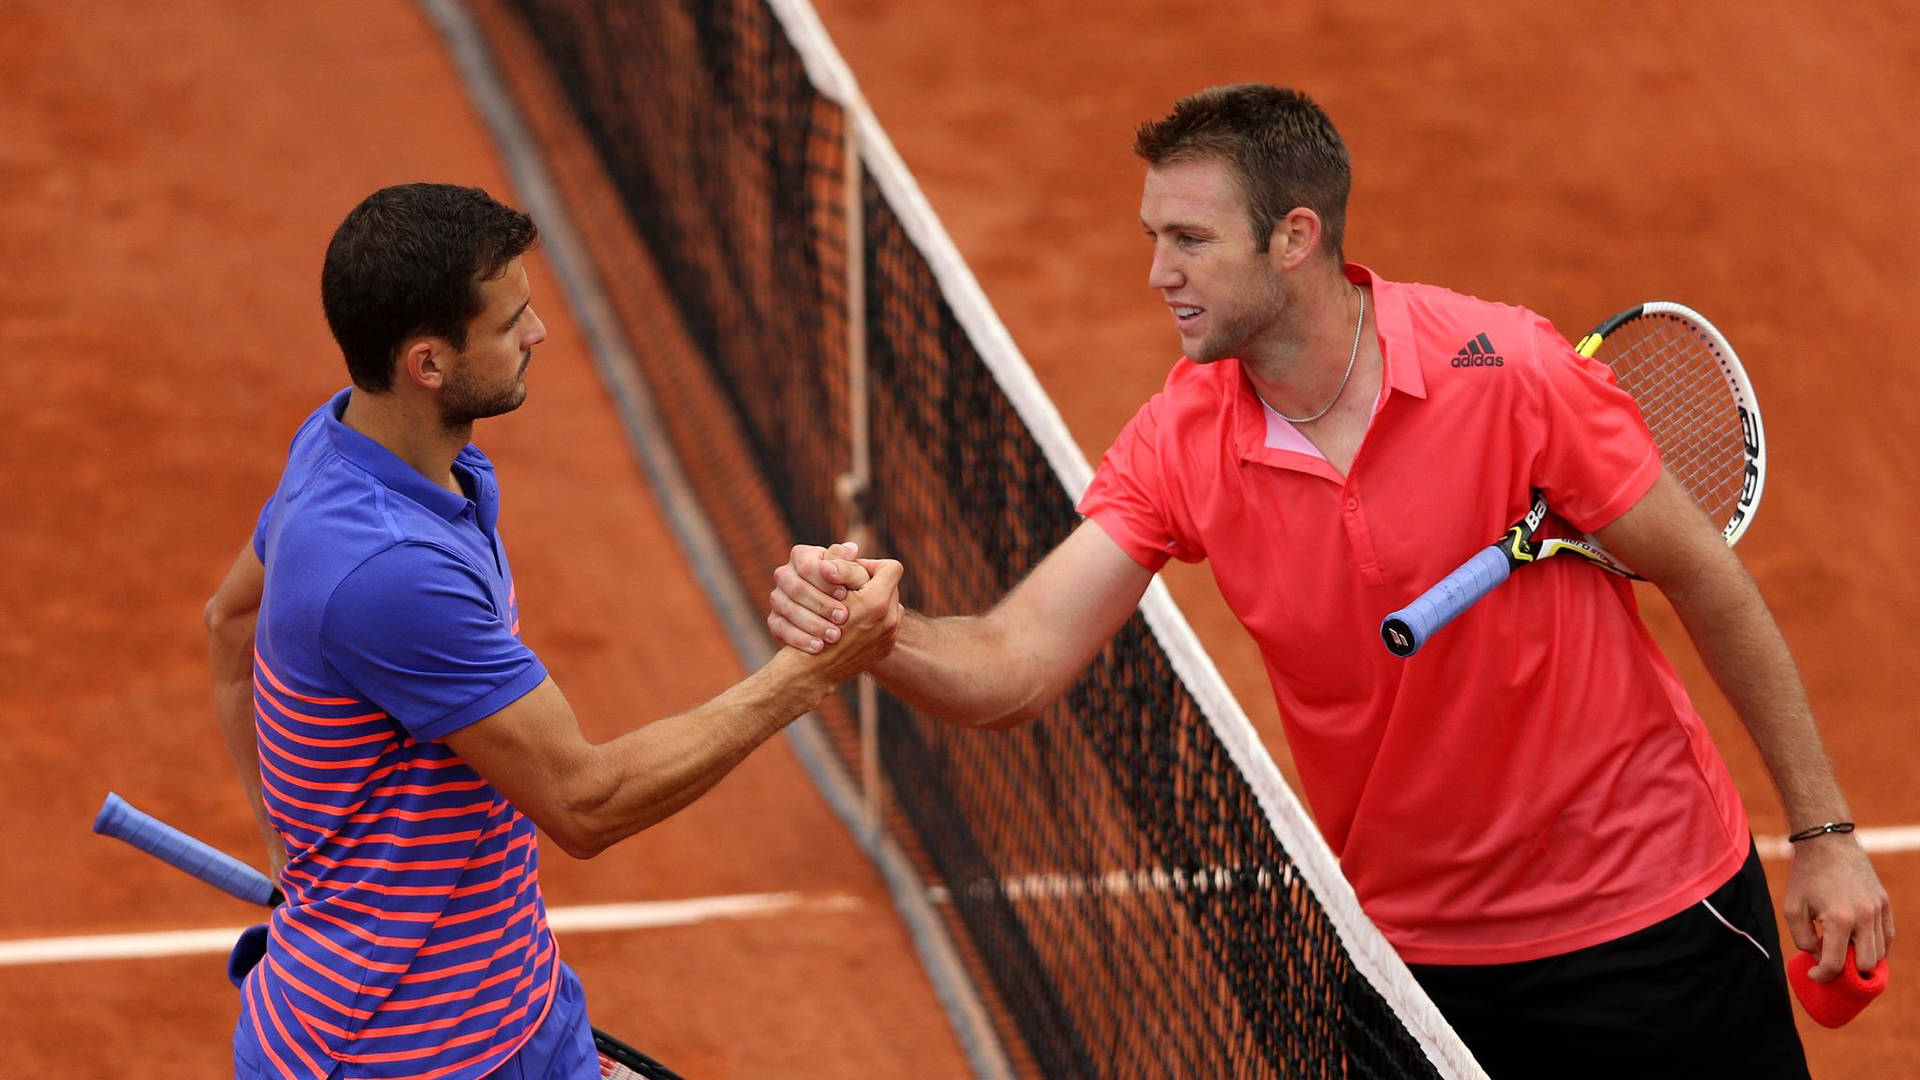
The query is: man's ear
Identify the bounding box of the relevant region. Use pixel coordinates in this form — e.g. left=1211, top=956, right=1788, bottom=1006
left=396, top=338, right=450, bottom=390
left=1268, top=207, right=1324, bottom=271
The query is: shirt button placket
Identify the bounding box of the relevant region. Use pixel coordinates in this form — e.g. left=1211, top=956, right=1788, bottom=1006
left=1343, top=490, right=1384, bottom=584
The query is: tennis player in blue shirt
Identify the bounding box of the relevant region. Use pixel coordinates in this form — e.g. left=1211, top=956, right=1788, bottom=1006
left=202, top=183, right=902, bottom=1080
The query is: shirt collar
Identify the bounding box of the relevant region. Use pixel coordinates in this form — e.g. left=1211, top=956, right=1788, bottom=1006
left=1231, top=262, right=1427, bottom=473
left=322, top=387, right=491, bottom=526
left=1347, top=262, right=1427, bottom=401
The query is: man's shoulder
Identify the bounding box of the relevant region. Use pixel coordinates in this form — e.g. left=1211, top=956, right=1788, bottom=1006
left=1154, top=356, right=1244, bottom=410
left=1105, top=359, right=1243, bottom=456
left=263, top=519, right=482, bottom=662
left=278, top=389, right=352, bottom=462
left=1390, top=278, right=1544, bottom=333
left=1381, top=279, right=1562, bottom=379
left=264, top=463, right=468, bottom=602
left=271, top=494, right=469, bottom=581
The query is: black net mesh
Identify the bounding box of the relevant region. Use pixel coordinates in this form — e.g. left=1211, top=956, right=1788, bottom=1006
left=466, top=0, right=1462, bottom=1074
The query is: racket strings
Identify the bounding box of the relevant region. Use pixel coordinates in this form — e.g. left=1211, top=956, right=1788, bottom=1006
left=1600, top=315, right=1750, bottom=531
left=600, top=1055, right=644, bottom=1080
left=594, top=1031, right=683, bottom=1080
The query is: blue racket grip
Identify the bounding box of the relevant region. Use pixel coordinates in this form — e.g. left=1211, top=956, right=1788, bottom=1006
left=93, top=792, right=280, bottom=907
left=1380, top=544, right=1515, bottom=657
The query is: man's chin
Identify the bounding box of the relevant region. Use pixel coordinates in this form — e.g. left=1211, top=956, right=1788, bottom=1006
left=442, top=391, right=527, bottom=428
left=1183, top=339, right=1226, bottom=365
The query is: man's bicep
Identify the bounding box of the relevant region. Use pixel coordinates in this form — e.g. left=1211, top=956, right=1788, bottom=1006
left=208, top=542, right=266, bottom=629
left=999, top=520, right=1156, bottom=668
left=1590, top=468, right=1733, bottom=587
left=442, top=676, right=595, bottom=832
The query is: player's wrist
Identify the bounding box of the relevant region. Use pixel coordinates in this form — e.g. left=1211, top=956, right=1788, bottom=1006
left=771, top=646, right=842, bottom=708
left=1787, top=820, right=1857, bottom=845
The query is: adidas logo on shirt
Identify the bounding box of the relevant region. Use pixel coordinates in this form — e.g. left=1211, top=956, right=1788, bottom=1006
left=1451, top=332, right=1503, bottom=367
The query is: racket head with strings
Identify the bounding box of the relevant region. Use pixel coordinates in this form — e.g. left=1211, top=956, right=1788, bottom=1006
left=92, top=793, right=682, bottom=1080
left=1576, top=300, right=1766, bottom=545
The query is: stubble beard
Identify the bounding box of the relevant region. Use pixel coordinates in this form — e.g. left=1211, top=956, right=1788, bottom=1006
left=1186, top=266, right=1288, bottom=366
left=440, top=351, right=530, bottom=430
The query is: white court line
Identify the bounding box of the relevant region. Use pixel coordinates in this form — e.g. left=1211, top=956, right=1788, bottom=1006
left=1756, top=825, right=1920, bottom=861
left=14, top=828, right=1916, bottom=964
left=0, top=891, right=863, bottom=969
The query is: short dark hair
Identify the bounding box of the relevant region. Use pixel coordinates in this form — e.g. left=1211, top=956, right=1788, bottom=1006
left=1133, top=85, right=1351, bottom=260
left=320, top=184, right=538, bottom=392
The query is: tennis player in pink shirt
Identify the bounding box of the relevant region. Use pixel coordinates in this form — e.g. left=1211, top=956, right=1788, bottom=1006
left=769, top=85, right=1891, bottom=1077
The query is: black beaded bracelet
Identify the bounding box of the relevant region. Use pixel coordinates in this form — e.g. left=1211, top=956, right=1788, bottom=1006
left=1787, top=821, right=1856, bottom=843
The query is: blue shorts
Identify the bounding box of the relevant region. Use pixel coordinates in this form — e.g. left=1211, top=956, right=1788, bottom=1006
left=234, top=961, right=596, bottom=1080
left=491, top=961, right=598, bottom=1080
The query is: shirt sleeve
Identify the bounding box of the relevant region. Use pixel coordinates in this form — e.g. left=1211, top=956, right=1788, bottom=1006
left=1527, top=315, right=1663, bottom=533
left=1076, top=394, right=1203, bottom=570
left=251, top=495, right=277, bottom=561
left=320, top=543, right=549, bottom=742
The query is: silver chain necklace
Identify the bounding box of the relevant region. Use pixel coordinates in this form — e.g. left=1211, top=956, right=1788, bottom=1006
left=1263, top=284, right=1365, bottom=425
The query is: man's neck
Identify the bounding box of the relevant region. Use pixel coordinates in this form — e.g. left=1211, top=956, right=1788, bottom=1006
left=1241, top=269, right=1369, bottom=416
left=340, top=389, right=471, bottom=496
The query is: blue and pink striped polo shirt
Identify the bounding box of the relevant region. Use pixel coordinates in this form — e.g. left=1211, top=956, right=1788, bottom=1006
left=245, top=388, right=557, bottom=1079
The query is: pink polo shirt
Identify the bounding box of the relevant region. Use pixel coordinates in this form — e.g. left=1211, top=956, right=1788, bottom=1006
left=1078, top=265, right=1750, bottom=965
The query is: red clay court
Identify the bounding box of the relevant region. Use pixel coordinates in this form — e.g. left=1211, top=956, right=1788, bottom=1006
left=3, top=0, right=1912, bottom=1076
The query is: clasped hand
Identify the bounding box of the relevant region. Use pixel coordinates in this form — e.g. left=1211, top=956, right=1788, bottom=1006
left=773, top=541, right=901, bottom=678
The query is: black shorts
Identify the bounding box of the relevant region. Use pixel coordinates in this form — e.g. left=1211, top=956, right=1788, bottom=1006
left=1407, top=840, right=1808, bottom=1080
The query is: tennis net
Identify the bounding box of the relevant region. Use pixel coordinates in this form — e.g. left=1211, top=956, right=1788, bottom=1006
left=451, top=0, right=1485, bottom=1075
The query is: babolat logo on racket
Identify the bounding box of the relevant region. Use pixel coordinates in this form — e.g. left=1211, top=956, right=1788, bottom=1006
left=1727, top=406, right=1763, bottom=535
left=1503, top=496, right=1550, bottom=563
left=1523, top=498, right=1549, bottom=532
left=1451, top=333, right=1504, bottom=367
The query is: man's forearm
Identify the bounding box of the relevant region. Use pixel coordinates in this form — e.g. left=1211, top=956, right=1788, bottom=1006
left=547, top=649, right=837, bottom=856
left=870, top=610, right=1054, bottom=729
left=770, top=521, right=1154, bottom=729
left=1617, top=472, right=1887, bottom=974
left=1664, top=553, right=1849, bottom=826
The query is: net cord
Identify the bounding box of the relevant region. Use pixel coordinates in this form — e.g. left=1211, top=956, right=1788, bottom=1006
left=418, top=2, right=1016, bottom=1076
left=768, top=1, right=1484, bottom=1074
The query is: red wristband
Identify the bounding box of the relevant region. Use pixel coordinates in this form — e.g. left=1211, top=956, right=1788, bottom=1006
left=1786, top=944, right=1889, bottom=1028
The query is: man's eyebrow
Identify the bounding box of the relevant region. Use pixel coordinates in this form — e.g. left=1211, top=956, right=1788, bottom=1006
left=504, top=298, right=531, bottom=327
left=1141, top=219, right=1212, bottom=235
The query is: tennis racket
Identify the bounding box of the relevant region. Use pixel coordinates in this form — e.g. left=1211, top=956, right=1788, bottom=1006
left=91, top=792, right=685, bottom=1080
left=1380, top=301, right=1765, bottom=657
